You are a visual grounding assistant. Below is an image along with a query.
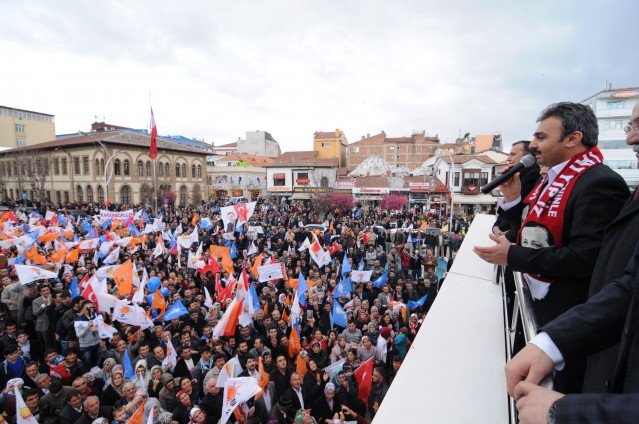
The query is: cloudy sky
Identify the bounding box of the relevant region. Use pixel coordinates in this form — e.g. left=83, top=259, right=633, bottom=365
left=1, top=1, right=636, bottom=152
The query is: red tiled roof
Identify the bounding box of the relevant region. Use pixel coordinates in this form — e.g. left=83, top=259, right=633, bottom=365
left=215, top=142, right=237, bottom=148
left=314, top=131, right=339, bottom=139
left=0, top=131, right=209, bottom=155
left=218, top=153, right=275, bottom=167
left=441, top=155, right=497, bottom=165
left=355, top=176, right=390, bottom=188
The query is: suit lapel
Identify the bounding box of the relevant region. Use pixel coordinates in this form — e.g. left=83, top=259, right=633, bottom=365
left=608, top=192, right=639, bottom=228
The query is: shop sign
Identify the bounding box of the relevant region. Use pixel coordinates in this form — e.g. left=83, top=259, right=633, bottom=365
left=335, top=180, right=355, bottom=189
left=268, top=186, right=292, bottom=192
left=409, top=182, right=430, bottom=191
left=294, top=187, right=327, bottom=193
left=353, top=187, right=390, bottom=194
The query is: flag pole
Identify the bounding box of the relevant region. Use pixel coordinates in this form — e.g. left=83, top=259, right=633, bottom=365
left=149, top=92, right=159, bottom=218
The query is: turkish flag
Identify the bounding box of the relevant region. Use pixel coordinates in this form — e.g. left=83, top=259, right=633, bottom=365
left=354, top=357, right=374, bottom=408
left=233, top=203, right=248, bottom=223
left=149, top=108, right=158, bottom=159
left=328, top=242, right=340, bottom=256
left=81, top=283, right=99, bottom=311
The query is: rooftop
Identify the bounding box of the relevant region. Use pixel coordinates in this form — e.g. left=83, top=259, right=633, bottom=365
left=217, top=153, right=275, bottom=167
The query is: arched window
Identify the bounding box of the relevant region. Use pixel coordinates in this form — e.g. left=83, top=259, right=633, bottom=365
left=179, top=185, right=187, bottom=206
left=320, top=177, right=329, bottom=187
left=97, top=185, right=104, bottom=204
left=95, top=159, right=100, bottom=177
left=158, top=162, right=164, bottom=177
left=100, top=159, right=105, bottom=175
left=86, top=185, right=94, bottom=202
left=146, top=161, right=151, bottom=176
left=77, top=185, right=84, bottom=202
left=124, top=160, right=130, bottom=176
left=165, top=163, right=170, bottom=177
left=138, top=161, right=143, bottom=176
left=176, top=163, right=181, bottom=178
left=114, top=159, right=121, bottom=176
left=191, top=164, right=196, bottom=178
left=182, top=164, right=186, bottom=178
left=120, top=185, right=131, bottom=204
left=197, top=165, right=202, bottom=178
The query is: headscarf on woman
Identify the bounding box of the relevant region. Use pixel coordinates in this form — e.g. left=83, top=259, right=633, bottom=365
left=102, top=358, right=117, bottom=383
left=105, top=366, right=125, bottom=396
left=189, top=406, right=207, bottom=424
left=142, top=397, right=163, bottom=424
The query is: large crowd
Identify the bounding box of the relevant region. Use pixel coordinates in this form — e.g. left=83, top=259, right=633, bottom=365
left=0, top=199, right=467, bottom=424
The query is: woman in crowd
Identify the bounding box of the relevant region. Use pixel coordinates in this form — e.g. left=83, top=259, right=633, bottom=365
left=102, top=366, right=125, bottom=407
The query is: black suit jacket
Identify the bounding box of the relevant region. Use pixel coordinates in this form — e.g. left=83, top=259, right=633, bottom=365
left=59, top=406, right=83, bottom=424
left=285, top=386, right=309, bottom=411
left=582, top=190, right=639, bottom=393
left=542, top=242, right=639, bottom=421
left=494, top=163, right=541, bottom=241
left=501, top=163, right=628, bottom=325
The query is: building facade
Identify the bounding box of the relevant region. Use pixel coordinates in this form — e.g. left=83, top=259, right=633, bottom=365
left=0, top=106, right=56, bottom=148
left=207, top=153, right=272, bottom=201
left=237, top=130, right=281, bottom=157
left=264, top=152, right=338, bottom=201
left=346, top=131, right=440, bottom=172
left=0, top=131, right=208, bottom=207
left=314, top=129, right=348, bottom=167
left=581, top=85, right=639, bottom=188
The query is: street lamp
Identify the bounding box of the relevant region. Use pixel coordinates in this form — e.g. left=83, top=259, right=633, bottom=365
left=78, top=131, right=125, bottom=206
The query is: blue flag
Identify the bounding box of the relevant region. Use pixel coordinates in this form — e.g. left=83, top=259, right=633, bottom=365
left=297, top=272, right=309, bottom=307
left=332, top=302, right=348, bottom=328
left=372, top=271, right=389, bottom=288
left=355, top=208, right=362, bottom=218
left=142, top=211, right=149, bottom=223
left=28, top=230, right=40, bottom=241
left=333, top=277, right=352, bottom=299
left=70, top=276, right=80, bottom=299
left=230, top=243, right=238, bottom=259
left=87, top=227, right=98, bottom=239
left=128, top=223, right=141, bottom=237
left=341, top=259, right=351, bottom=275
left=358, top=257, right=364, bottom=271
left=82, top=218, right=92, bottom=233
left=57, top=215, right=68, bottom=226
left=408, top=294, right=429, bottom=310
left=249, top=283, right=260, bottom=312
left=14, top=253, right=25, bottom=265
left=101, top=218, right=112, bottom=231
left=123, top=350, right=135, bottom=380
left=164, top=299, right=188, bottom=320
left=157, top=211, right=163, bottom=221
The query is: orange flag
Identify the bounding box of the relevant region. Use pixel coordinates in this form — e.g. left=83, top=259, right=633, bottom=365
left=221, top=251, right=234, bottom=275
left=152, top=288, right=166, bottom=315
left=419, top=221, right=427, bottom=231
left=113, top=259, right=133, bottom=295
left=111, top=218, right=121, bottom=231
left=49, top=249, right=67, bottom=263
left=65, top=248, right=79, bottom=263
left=210, top=245, right=229, bottom=258
left=296, top=354, right=307, bottom=377
left=250, top=254, right=262, bottom=278
left=288, top=325, right=302, bottom=358
left=125, top=401, right=145, bottom=424
left=60, top=230, right=75, bottom=239
left=38, top=233, right=59, bottom=243
left=191, top=213, right=199, bottom=226
left=25, top=245, right=50, bottom=265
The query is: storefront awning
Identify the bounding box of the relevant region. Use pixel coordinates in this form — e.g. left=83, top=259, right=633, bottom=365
left=454, top=194, right=498, bottom=205
left=273, top=173, right=285, bottom=179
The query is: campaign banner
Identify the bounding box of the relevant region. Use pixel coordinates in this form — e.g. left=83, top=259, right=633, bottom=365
left=220, top=202, right=257, bottom=233
left=258, top=263, right=284, bottom=282
left=99, top=209, right=134, bottom=223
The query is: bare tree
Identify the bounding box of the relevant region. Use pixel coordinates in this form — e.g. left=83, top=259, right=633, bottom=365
left=25, top=150, right=50, bottom=202
left=190, top=184, right=202, bottom=206
left=308, top=168, right=336, bottom=188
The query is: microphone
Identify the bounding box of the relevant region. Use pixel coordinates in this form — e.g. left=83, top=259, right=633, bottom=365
left=480, top=154, right=536, bottom=194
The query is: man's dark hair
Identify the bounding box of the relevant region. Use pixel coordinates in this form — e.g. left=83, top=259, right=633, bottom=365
left=374, top=366, right=386, bottom=381
left=512, top=140, right=532, bottom=153
left=537, top=102, right=599, bottom=147
left=213, top=352, right=226, bottom=362
left=3, top=344, right=18, bottom=356
left=22, top=388, right=39, bottom=400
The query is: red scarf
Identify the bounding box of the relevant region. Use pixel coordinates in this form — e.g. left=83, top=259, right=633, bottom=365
left=518, top=146, right=603, bottom=280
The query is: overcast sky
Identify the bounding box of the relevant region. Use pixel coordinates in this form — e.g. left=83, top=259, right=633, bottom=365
left=1, top=1, right=636, bottom=152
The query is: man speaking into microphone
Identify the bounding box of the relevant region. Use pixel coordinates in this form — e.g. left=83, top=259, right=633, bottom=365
left=474, top=102, right=628, bottom=393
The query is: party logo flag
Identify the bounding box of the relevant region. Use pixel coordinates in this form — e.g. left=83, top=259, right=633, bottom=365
left=332, top=301, right=348, bottom=328
left=113, top=259, right=133, bottom=295
left=333, top=277, right=352, bottom=299
left=164, top=299, right=188, bottom=320
left=152, top=288, right=166, bottom=315
left=372, top=270, right=389, bottom=288
left=14, top=385, right=39, bottom=424
left=14, top=265, right=57, bottom=285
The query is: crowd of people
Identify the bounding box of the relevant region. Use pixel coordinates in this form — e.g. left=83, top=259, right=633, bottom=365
left=0, top=198, right=465, bottom=424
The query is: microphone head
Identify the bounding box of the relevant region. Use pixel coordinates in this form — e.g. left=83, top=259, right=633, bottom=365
left=520, top=154, right=536, bottom=167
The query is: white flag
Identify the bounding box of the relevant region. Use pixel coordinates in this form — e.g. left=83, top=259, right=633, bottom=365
left=216, top=356, right=242, bottom=388
left=203, top=286, right=214, bottom=309
left=103, top=246, right=120, bottom=265
left=351, top=270, right=373, bottom=283
left=79, top=238, right=99, bottom=250
left=14, top=265, right=58, bottom=285
left=248, top=241, right=257, bottom=256
left=15, top=382, right=39, bottom=424
left=95, top=315, right=119, bottom=340
left=162, top=339, right=178, bottom=372
left=221, top=377, right=263, bottom=424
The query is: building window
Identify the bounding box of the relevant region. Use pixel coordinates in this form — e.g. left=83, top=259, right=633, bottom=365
left=120, top=185, right=131, bottom=204
left=16, top=137, right=25, bottom=147
left=46, top=191, right=51, bottom=201
left=462, top=171, right=487, bottom=188
left=124, top=160, right=130, bottom=176
left=191, top=164, right=196, bottom=178
left=273, top=174, right=285, bottom=186
left=114, top=159, right=121, bottom=176
left=61, top=158, right=68, bottom=175
left=77, top=186, right=83, bottom=202
left=95, top=159, right=100, bottom=177
left=159, top=162, right=164, bottom=177
left=74, top=157, right=81, bottom=175
left=354, top=147, right=360, bottom=153
left=602, top=120, right=623, bottom=130
left=197, top=165, right=202, bottom=178
left=100, top=159, right=104, bottom=175
left=15, top=124, right=25, bottom=132
left=164, top=163, right=169, bottom=177
left=87, top=185, right=94, bottom=202
left=56, top=191, right=61, bottom=205
left=176, top=163, right=180, bottom=177
left=64, top=191, right=69, bottom=204
left=146, top=161, right=151, bottom=176
left=321, top=142, right=331, bottom=147
left=53, top=158, right=60, bottom=175
left=321, top=177, right=329, bottom=187
left=83, top=156, right=90, bottom=175
left=454, top=172, right=460, bottom=186
left=181, top=164, right=187, bottom=178
left=606, top=101, right=625, bottom=109
left=296, top=172, right=309, bottom=186
left=97, top=185, right=104, bottom=204
left=0, top=163, right=4, bottom=177
left=138, top=161, right=143, bottom=176
left=179, top=185, right=187, bottom=206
